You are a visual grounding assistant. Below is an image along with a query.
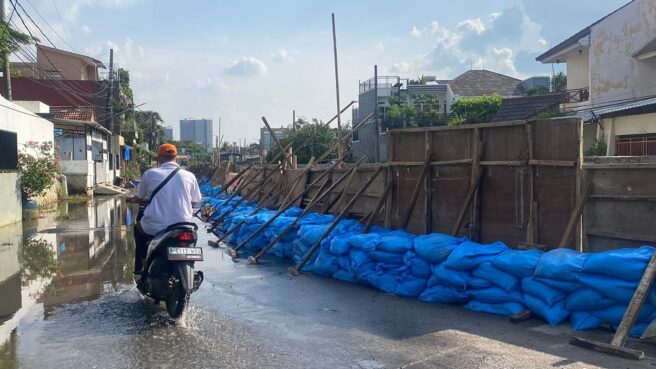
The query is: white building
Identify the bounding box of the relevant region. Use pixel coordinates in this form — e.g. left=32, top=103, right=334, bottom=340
left=537, top=0, right=656, bottom=155
left=0, top=96, right=55, bottom=226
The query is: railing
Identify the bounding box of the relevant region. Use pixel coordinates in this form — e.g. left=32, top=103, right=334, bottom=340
left=561, top=87, right=589, bottom=104
left=359, top=76, right=401, bottom=94
left=615, top=137, right=656, bottom=156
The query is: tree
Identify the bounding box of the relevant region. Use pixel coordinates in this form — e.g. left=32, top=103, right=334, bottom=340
left=135, top=111, right=165, bottom=150
left=448, top=94, right=503, bottom=126
left=526, top=85, right=551, bottom=96
left=266, top=122, right=342, bottom=164
left=0, top=20, right=37, bottom=65
left=382, top=94, right=441, bottom=130
left=552, top=72, right=567, bottom=93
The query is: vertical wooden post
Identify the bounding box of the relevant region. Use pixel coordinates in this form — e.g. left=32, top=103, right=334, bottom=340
left=526, top=123, right=536, bottom=243
left=384, top=166, right=393, bottom=229
left=424, top=131, right=433, bottom=234
left=401, top=152, right=431, bottom=230
left=470, top=128, right=482, bottom=240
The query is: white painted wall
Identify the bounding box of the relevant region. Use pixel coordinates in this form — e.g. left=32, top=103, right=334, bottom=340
left=0, top=96, right=55, bottom=226
left=565, top=48, right=590, bottom=90
left=589, top=0, right=656, bottom=105
left=0, top=96, right=54, bottom=147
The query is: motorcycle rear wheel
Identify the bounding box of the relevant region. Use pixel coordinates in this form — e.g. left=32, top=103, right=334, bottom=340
left=165, top=279, right=190, bottom=319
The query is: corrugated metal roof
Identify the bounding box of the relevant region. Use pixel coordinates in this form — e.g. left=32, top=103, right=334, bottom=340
left=578, top=97, right=656, bottom=122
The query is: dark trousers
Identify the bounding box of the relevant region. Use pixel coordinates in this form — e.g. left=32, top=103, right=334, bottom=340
left=134, top=225, right=154, bottom=273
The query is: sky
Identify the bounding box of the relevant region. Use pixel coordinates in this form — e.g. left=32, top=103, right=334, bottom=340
left=16, top=0, right=627, bottom=145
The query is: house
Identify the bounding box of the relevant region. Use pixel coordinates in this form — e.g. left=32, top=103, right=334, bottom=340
left=0, top=96, right=55, bottom=226
left=352, top=70, right=547, bottom=161
left=49, top=106, right=113, bottom=194
left=11, top=44, right=106, bottom=81
left=536, top=0, right=656, bottom=155
left=491, top=94, right=563, bottom=122
left=2, top=46, right=122, bottom=183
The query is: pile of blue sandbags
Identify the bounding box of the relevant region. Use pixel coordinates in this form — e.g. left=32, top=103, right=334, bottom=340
left=200, top=185, right=656, bottom=337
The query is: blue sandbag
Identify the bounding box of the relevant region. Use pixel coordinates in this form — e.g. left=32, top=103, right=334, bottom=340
left=578, top=274, right=639, bottom=304
left=299, top=224, right=330, bottom=245
left=432, top=264, right=469, bottom=290
left=312, top=251, right=340, bottom=277
left=347, top=233, right=381, bottom=252
left=471, top=262, right=519, bottom=292
left=468, top=276, right=494, bottom=289
left=395, top=275, right=428, bottom=297
left=534, top=277, right=581, bottom=293
left=465, top=300, right=525, bottom=317
left=419, top=285, right=470, bottom=304
left=333, top=269, right=359, bottom=284
left=368, top=272, right=399, bottom=294
left=492, top=249, right=543, bottom=278
left=468, top=287, right=524, bottom=304
left=442, top=240, right=508, bottom=271
left=370, top=250, right=405, bottom=265
left=298, top=213, right=334, bottom=225
left=405, top=253, right=431, bottom=278
left=376, top=233, right=415, bottom=253
left=583, top=246, right=654, bottom=281
left=570, top=311, right=603, bottom=331
left=565, top=288, right=616, bottom=311
left=413, top=233, right=466, bottom=264
left=524, top=294, right=569, bottom=326
left=521, top=277, right=566, bottom=306
left=349, top=249, right=376, bottom=283
left=591, top=305, right=656, bottom=326
left=338, top=256, right=350, bottom=270
left=330, top=237, right=351, bottom=256
left=534, top=248, right=588, bottom=282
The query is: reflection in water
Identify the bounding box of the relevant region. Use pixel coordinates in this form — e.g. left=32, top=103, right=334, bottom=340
left=0, top=196, right=136, bottom=367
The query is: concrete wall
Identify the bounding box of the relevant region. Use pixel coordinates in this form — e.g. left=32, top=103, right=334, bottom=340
left=589, top=0, right=656, bottom=105
left=0, top=96, right=56, bottom=225
left=595, top=113, right=656, bottom=155
left=60, top=160, right=93, bottom=194
left=566, top=48, right=590, bottom=90
left=37, top=47, right=98, bottom=80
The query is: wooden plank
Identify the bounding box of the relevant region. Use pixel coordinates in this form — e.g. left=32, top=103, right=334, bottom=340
left=387, top=119, right=528, bottom=134
left=425, top=132, right=433, bottom=234
left=558, top=181, right=593, bottom=248
left=529, top=159, right=576, bottom=167
left=387, top=159, right=472, bottom=166
left=589, top=195, right=656, bottom=201
left=470, top=127, right=481, bottom=241
left=261, top=116, right=294, bottom=169
left=584, top=163, right=656, bottom=170
left=526, top=124, right=535, bottom=243
left=569, top=336, right=644, bottom=360
left=364, top=182, right=392, bottom=233
left=480, top=160, right=527, bottom=166
left=451, top=168, right=483, bottom=236
left=401, top=151, right=431, bottom=230
left=586, top=228, right=656, bottom=243
left=334, top=165, right=359, bottom=212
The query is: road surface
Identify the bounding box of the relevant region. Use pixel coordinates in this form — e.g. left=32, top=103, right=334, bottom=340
left=1, top=197, right=654, bottom=368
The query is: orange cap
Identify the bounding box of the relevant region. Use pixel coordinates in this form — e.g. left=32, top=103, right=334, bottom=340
left=157, top=143, right=177, bottom=157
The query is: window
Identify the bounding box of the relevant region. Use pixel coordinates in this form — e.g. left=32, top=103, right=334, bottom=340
left=615, top=135, right=656, bottom=156
left=0, top=130, right=17, bottom=171
left=44, top=69, right=63, bottom=79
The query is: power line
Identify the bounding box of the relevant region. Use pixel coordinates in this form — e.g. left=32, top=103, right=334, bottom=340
left=23, top=0, right=77, bottom=52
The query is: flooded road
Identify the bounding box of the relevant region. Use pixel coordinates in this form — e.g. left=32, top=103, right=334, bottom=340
left=2, top=197, right=656, bottom=369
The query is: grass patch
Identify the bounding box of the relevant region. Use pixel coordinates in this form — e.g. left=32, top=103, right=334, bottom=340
left=59, top=194, right=90, bottom=204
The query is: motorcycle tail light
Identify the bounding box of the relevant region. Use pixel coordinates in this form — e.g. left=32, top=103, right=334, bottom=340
left=178, top=231, right=194, bottom=244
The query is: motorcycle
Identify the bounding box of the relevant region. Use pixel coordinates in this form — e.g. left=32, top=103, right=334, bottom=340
left=135, top=222, right=204, bottom=318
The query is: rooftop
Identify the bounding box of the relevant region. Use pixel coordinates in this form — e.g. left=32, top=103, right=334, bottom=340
left=50, top=106, right=96, bottom=122
left=37, top=44, right=106, bottom=69
left=491, top=94, right=562, bottom=122
left=442, top=70, right=524, bottom=97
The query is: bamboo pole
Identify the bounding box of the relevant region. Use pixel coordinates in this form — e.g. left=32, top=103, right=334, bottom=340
left=262, top=116, right=294, bottom=169
left=289, top=166, right=384, bottom=275
left=401, top=151, right=431, bottom=230
left=451, top=168, right=483, bottom=236
left=248, top=157, right=366, bottom=263
left=364, top=181, right=392, bottom=233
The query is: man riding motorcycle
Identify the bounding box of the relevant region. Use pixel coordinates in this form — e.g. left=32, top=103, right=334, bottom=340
left=127, top=143, right=202, bottom=278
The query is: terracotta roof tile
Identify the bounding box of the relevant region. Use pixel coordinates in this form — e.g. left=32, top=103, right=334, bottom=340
left=50, top=106, right=96, bottom=122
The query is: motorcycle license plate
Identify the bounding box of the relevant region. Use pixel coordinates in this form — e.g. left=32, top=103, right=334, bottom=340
left=168, top=247, right=204, bottom=261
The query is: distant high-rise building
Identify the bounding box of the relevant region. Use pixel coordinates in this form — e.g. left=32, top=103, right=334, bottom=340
left=260, top=127, right=286, bottom=152
left=180, top=118, right=213, bottom=150
left=165, top=126, right=173, bottom=141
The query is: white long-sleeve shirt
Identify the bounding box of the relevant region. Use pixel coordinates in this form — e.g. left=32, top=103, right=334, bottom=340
left=135, top=162, right=202, bottom=236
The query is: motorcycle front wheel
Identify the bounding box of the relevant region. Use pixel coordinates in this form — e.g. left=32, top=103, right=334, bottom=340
left=165, top=278, right=190, bottom=319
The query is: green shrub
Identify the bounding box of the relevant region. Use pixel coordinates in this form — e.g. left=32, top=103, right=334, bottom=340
left=449, top=94, right=503, bottom=124
left=18, top=141, right=59, bottom=200
left=585, top=137, right=607, bottom=156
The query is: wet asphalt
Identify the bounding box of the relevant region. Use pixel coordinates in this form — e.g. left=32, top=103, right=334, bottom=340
left=1, top=197, right=656, bottom=369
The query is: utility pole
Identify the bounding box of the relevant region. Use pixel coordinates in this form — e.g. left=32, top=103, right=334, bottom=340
left=106, top=49, right=115, bottom=179
left=374, top=64, right=379, bottom=162
left=1, top=0, right=12, bottom=100
left=292, top=109, right=296, bottom=132
left=331, top=13, right=343, bottom=162
left=218, top=117, right=221, bottom=165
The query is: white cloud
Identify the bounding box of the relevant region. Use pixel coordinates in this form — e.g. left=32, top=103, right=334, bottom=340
left=410, top=26, right=423, bottom=38
left=491, top=47, right=518, bottom=75
left=457, top=18, right=486, bottom=34
left=81, top=24, right=91, bottom=33
left=373, top=41, right=385, bottom=52
left=429, top=21, right=440, bottom=34
left=225, top=57, right=268, bottom=77
left=270, top=48, right=293, bottom=62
